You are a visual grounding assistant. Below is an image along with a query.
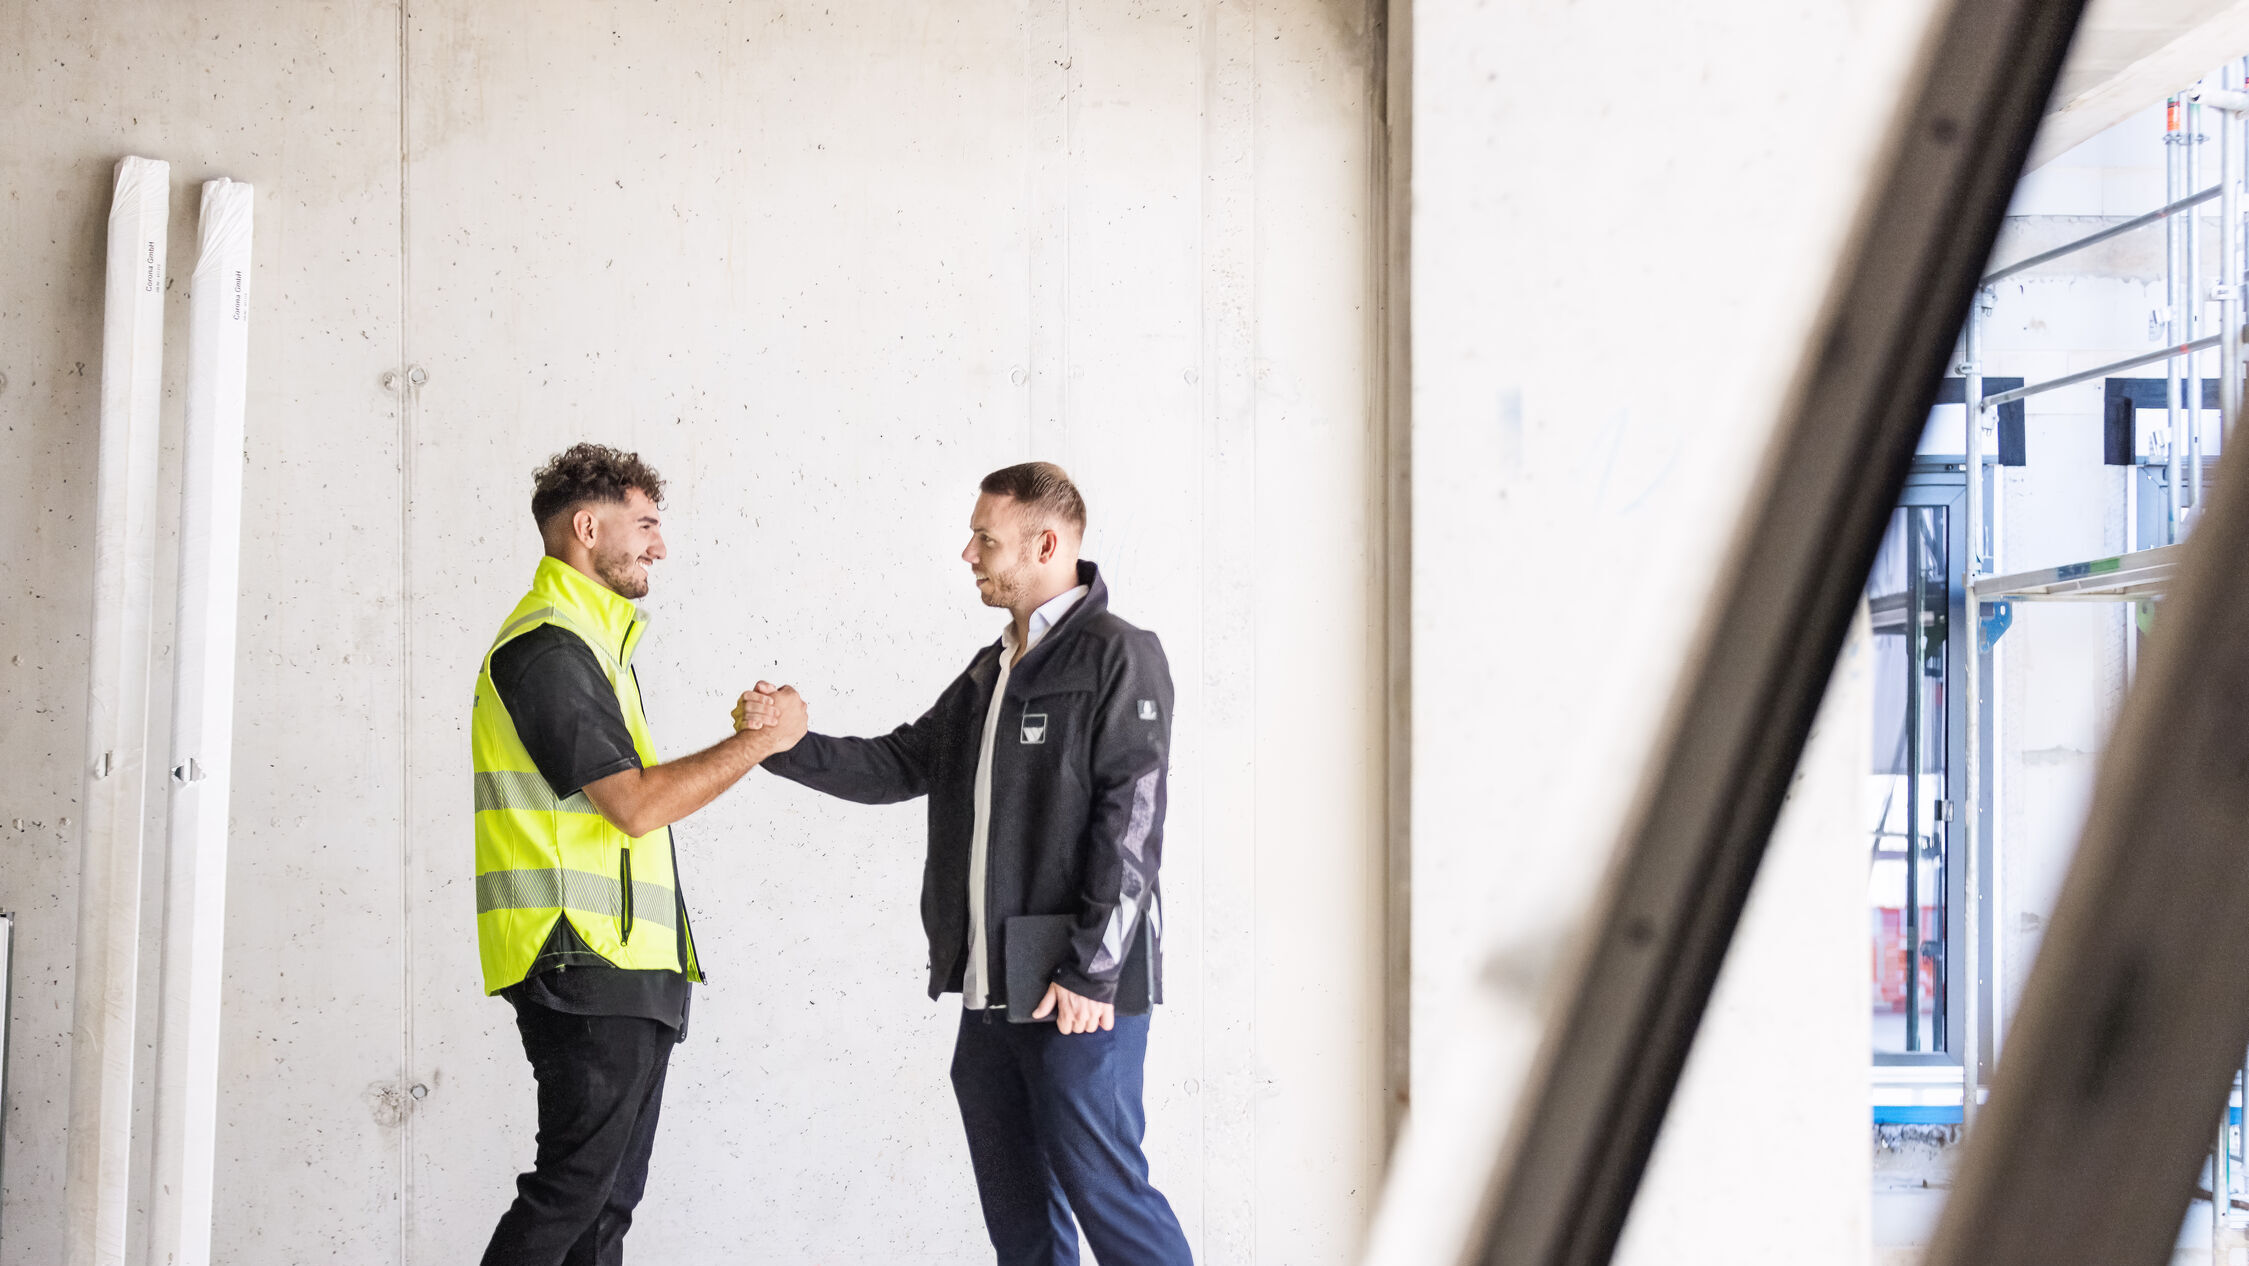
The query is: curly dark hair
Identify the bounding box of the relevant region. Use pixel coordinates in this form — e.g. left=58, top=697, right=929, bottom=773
left=530, top=442, right=667, bottom=529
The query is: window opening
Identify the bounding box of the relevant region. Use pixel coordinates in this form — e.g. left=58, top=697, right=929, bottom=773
left=1869, top=502, right=1953, bottom=1055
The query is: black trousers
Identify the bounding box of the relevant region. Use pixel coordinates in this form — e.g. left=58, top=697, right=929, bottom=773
left=482, top=1006, right=674, bottom=1266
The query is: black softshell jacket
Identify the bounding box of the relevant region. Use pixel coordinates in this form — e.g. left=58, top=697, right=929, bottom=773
left=761, top=561, right=1172, bottom=1007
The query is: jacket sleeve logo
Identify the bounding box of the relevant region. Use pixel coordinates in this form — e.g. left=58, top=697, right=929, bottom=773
left=1019, top=712, right=1048, bottom=745
left=1137, top=699, right=1158, bottom=721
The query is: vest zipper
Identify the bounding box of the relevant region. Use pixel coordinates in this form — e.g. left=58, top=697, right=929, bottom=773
left=617, top=635, right=639, bottom=949
left=669, top=825, right=701, bottom=980
left=619, top=847, right=634, bottom=944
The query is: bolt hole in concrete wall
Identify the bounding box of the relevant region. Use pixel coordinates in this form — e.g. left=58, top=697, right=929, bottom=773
left=0, top=3, right=1388, bottom=1262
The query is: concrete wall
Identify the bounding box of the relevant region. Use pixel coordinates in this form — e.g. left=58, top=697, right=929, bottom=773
left=0, top=2, right=1390, bottom=1262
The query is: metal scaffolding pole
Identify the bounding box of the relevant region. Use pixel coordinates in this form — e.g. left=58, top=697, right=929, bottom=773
left=2190, top=96, right=2208, bottom=528
left=1985, top=325, right=2008, bottom=1075
left=2233, top=64, right=2249, bottom=1196
left=1963, top=287, right=1990, bottom=1124
left=2170, top=97, right=2189, bottom=545
left=1979, top=334, right=2223, bottom=408
left=2228, top=69, right=2246, bottom=452
left=2200, top=59, right=2249, bottom=1207
left=1982, top=183, right=2221, bottom=285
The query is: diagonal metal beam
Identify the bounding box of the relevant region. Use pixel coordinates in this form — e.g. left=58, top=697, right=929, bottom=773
left=1924, top=246, right=2249, bottom=1266
left=1467, top=2, right=2088, bottom=1263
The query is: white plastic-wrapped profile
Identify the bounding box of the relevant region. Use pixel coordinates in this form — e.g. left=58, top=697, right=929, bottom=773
left=148, top=178, right=253, bottom=1266
left=64, top=154, right=169, bottom=1266
left=0, top=910, right=13, bottom=1188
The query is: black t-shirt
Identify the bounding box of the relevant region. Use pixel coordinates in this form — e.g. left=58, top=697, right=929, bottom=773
left=489, top=624, right=693, bottom=1036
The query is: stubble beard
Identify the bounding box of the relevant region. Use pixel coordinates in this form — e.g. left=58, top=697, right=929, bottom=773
left=593, top=544, right=650, bottom=600
left=977, top=547, right=1036, bottom=610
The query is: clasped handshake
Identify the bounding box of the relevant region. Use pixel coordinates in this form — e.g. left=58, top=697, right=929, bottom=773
left=728, top=680, right=808, bottom=749
left=721, top=677, right=1117, bottom=1037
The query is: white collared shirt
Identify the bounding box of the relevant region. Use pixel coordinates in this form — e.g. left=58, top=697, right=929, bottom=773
left=963, top=583, right=1090, bottom=1008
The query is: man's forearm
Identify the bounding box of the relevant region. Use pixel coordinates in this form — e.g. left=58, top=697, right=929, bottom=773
left=759, top=729, right=934, bottom=805
left=583, top=729, right=788, bottom=837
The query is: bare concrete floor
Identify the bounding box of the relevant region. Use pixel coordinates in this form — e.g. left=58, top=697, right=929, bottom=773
left=1872, top=1188, right=2228, bottom=1265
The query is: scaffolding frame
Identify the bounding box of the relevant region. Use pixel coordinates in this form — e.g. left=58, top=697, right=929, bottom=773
left=1863, top=68, right=2249, bottom=1138
left=1974, top=545, right=2182, bottom=602
left=1925, top=107, right=2249, bottom=1256
left=1947, top=56, right=2249, bottom=1265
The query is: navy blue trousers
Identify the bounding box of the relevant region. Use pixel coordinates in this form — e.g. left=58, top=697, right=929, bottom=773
left=950, top=1010, right=1193, bottom=1266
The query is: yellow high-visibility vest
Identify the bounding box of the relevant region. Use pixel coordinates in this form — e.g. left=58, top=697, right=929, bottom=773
left=471, top=555, right=702, bottom=994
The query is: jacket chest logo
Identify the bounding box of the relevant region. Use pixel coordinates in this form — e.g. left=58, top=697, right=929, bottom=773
left=1019, top=712, right=1048, bottom=745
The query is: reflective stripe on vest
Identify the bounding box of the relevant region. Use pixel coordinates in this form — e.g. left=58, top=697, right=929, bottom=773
left=473, top=770, right=597, bottom=815
left=475, top=868, right=679, bottom=931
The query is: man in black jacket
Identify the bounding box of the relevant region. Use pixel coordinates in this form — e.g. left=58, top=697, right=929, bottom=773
left=758, top=462, right=1192, bottom=1265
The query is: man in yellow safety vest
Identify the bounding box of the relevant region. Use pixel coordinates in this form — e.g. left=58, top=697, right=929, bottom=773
left=472, top=442, right=806, bottom=1265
